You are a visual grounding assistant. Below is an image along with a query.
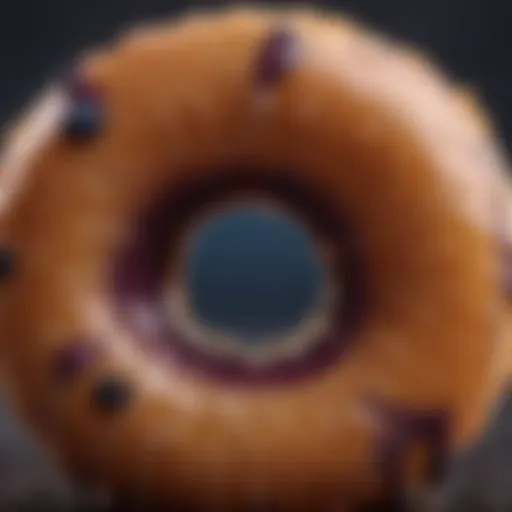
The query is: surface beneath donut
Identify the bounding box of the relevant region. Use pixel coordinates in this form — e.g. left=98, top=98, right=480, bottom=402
left=1, top=393, right=512, bottom=511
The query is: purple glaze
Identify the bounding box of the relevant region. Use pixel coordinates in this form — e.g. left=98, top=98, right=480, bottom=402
left=110, top=170, right=367, bottom=385
left=54, top=341, right=101, bottom=383
left=369, top=398, right=451, bottom=493
left=134, top=306, right=346, bottom=385
left=65, top=68, right=100, bottom=101
left=501, top=241, right=512, bottom=301
left=255, top=27, right=301, bottom=88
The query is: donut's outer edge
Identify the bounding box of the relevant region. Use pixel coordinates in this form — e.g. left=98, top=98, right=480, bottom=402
left=0, top=6, right=511, bottom=509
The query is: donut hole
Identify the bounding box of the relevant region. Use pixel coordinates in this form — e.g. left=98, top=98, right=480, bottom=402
left=112, top=170, right=365, bottom=383
left=164, top=201, right=338, bottom=366
left=183, top=205, right=327, bottom=340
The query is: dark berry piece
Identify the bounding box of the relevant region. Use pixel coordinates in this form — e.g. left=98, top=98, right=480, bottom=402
left=0, top=248, right=14, bottom=280
left=92, top=376, right=132, bottom=414
left=64, top=100, right=104, bottom=140
left=61, top=68, right=104, bottom=140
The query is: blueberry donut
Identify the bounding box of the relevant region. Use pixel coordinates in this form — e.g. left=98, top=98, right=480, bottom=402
left=0, top=6, right=511, bottom=510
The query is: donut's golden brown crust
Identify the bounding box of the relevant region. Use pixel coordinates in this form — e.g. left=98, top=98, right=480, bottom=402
left=0, top=7, right=511, bottom=509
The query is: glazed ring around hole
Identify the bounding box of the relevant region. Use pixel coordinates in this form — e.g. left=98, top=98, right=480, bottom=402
left=0, top=6, right=511, bottom=510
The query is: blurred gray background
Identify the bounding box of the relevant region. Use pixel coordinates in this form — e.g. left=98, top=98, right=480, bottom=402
left=1, top=0, right=512, bottom=510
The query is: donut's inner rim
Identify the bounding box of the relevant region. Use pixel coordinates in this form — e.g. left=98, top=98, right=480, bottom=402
left=162, top=201, right=338, bottom=366
left=111, top=168, right=367, bottom=384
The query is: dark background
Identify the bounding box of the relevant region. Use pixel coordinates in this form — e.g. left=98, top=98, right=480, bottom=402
left=0, top=0, right=512, bottom=510
left=1, top=0, right=511, bottom=146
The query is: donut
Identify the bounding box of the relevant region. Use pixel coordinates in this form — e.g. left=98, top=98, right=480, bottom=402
left=0, top=6, right=511, bottom=510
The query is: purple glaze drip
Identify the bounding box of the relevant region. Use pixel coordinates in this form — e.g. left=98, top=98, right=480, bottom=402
left=54, top=341, right=101, bottom=383
left=370, top=398, right=451, bottom=494
left=111, top=171, right=367, bottom=385
left=255, top=27, right=301, bottom=88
